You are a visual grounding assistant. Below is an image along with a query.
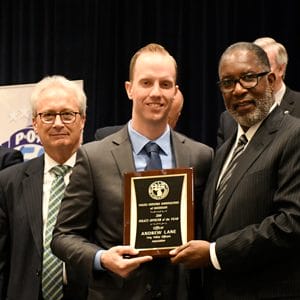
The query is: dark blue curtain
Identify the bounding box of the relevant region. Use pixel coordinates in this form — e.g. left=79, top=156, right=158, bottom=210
left=1, top=0, right=300, bottom=148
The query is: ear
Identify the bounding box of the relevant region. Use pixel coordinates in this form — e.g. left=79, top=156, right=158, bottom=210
left=267, top=72, right=276, bottom=89
left=174, top=85, right=179, bottom=99
left=80, top=115, right=86, bottom=130
left=278, top=63, right=287, bottom=79
left=125, top=81, right=133, bottom=100
left=32, top=117, right=38, bottom=133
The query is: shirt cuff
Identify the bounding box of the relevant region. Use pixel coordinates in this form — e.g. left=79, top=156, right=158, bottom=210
left=94, top=249, right=106, bottom=271
left=210, top=242, right=221, bottom=270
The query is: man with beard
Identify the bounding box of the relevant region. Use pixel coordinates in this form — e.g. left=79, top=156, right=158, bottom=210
left=217, top=37, right=300, bottom=148
left=169, top=42, right=300, bottom=299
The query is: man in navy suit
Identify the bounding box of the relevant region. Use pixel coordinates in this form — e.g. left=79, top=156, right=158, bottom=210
left=0, top=75, right=87, bottom=300
left=0, top=146, right=23, bottom=169
left=170, top=42, right=300, bottom=299
left=217, top=37, right=300, bottom=147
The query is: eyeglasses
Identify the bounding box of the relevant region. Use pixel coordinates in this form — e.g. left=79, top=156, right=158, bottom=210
left=37, top=111, right=80, bottom=124
left=217, top=71, right=269, bottom=93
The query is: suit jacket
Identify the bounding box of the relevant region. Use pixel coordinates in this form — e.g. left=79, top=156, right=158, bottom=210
left=94, top=125, right=124, bottom=140
left=202, top=107, right=300, bottom=299
left=217, top=86, right=300, bottom=147
left=0, top=156, right=87, bottom=300
left=0, top=146, right=23, bottom=170
left=52, top=126, right=213, bottom=300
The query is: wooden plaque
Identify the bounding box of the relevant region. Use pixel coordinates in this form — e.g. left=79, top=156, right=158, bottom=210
left=123, top=167, right=194, bottom=257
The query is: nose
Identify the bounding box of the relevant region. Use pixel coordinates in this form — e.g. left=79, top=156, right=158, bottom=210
left=149, top=83, right=162, bottom=97
left=232, top=80, right=247, bottom=95
left=53, top=114, right=64, bottom=126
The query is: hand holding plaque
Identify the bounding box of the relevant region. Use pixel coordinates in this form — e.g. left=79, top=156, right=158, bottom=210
left=123, top=167, right=194, bottom=257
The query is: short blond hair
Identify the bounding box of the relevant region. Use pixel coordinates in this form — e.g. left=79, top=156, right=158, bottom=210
left=128, top=43, right=177, bottom=81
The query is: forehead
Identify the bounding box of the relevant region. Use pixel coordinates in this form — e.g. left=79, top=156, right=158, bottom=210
left=219, top=49, right=261, bottom=77
left=36, top=86, right=79, bottom=110
left=133, top=52, right=176, bottom=81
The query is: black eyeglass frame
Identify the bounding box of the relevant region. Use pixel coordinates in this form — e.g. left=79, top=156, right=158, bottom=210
left=217, top=71, right=270, bottom=93
left=37, top=111, right=81, bottom=124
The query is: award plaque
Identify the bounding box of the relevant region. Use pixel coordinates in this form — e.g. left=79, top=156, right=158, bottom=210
left=123, top=167, right=194, bottom=257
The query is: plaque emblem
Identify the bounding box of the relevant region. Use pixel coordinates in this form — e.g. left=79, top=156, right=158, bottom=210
left=148, top=180, right=169, bottom=200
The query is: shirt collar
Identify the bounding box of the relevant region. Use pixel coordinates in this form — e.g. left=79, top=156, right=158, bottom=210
left=274, top=82, right=286, bottom=106
left=128, top=120, right=171, bottom=156
left=44, top=152, right=76, bottom=174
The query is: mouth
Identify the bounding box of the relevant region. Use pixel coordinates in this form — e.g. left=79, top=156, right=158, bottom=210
left=50, top=133, right=68, bottom=138
left=233, top=99, right=256, bottom=113
left=147, top=103, right=164, bottom=108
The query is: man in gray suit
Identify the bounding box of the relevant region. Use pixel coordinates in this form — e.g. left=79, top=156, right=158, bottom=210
left=217, top=37, right=300, bottom=147
left=52, top=43, right=213, bottom=299
left=0, top=75, right=87, bottom=300
left=170, top=42, right=300, bottom=299
left=0, top=146, right=23, bottom=170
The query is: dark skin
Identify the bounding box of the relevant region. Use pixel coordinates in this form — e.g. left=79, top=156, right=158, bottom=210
left=169, top=48, right=275, bottom=269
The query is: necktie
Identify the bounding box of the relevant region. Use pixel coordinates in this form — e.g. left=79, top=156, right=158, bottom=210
left=42, top=165, right=70, bottom=300
left=144, top=142, right=162, bottom=170
left=214, top=134, right=248, bottom=218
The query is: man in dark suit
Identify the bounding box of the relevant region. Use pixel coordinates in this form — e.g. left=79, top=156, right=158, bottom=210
left=217, top=37, right=300, bottom=147
left=0, top=146, right=23, bottom=169
left=0, top=76, right=87, bottom=299
left=94, top=89, right=184, bottom=140
left=52, top=43, right=213, bottom=299
left=170, top=42, right=300, bottom=299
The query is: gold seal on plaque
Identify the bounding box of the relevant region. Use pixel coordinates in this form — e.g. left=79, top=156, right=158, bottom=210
left=148, top=180, right=169, bottom=200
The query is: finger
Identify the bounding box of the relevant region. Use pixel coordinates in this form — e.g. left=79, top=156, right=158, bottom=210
left=116, top=245, right=139, bottom=256
left=169, top=243, right=189, bottom=256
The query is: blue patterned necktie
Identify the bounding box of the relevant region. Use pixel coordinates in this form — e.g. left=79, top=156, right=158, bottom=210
left=144, top=142, right=162, bottom=170
left=214, top=134, right=248, bottom=218
left=42, top=165, right=70, bottom=300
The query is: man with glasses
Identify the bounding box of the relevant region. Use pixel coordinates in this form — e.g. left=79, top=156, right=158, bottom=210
left=217, top=37, right=300, bottom=147
left=170, top=42, right=300, bottom=299
left=0, top=75, right=88, bottom=299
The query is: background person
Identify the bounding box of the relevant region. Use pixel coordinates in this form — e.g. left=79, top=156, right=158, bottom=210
left=0, top=146, right=23, bottom=169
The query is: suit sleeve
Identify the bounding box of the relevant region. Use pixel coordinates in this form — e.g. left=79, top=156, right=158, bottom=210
left=51, top=147, right=100, bottom=276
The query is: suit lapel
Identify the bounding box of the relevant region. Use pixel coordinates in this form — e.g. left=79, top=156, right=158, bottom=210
left=171, top=131, right=190, bottom=167
left=211, top=107, right=284, bottom=231
left=110, top=126, right=136, bottom=174
left=204, top=137, right=236, bottom=230
left=23, top=156, right=44, bottom=255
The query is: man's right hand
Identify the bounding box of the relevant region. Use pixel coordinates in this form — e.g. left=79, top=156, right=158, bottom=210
left=101, top=245, right=153, bottom=278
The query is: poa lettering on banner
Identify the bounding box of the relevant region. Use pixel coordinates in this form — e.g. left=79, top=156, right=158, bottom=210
left=0, top=80, right=83, bottom=161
